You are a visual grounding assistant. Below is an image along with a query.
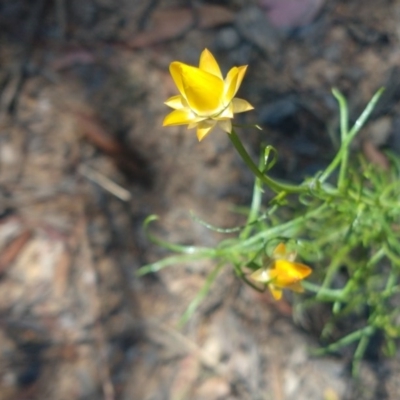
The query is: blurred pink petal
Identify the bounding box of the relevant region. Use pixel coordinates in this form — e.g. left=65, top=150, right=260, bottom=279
left=259, top=0, right=325, bottom=29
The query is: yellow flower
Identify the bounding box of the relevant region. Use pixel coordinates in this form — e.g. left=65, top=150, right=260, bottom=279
left=163, top=49, right=254, bottom=141
left=250, top=243, right=312, bottom=300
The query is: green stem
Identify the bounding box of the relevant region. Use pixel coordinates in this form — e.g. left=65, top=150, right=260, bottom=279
left=312, top=326, right=375, bottom=356
left=302, top=281, right=345, bottom=302
left=178, top=262, right=225, bottom=327
left=352, top=330, right=374, bottom=376
left=318, top=245, right=351, bottom=295
left=240, top=150, right=265, bottom=240
left=237, top=203, right=328, bottom=250
left=332, top=247, right=385, bottom=313
left=332, top=88, right=349, bottom=190
left=228, top=129, right=306, bottom=194
left=320, top=87, right=385, bottom=184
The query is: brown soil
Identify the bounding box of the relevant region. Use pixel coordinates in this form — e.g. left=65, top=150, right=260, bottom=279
left=0, top=1, right=399, bottom=399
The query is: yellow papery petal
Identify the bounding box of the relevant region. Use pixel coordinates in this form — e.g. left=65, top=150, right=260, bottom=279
left=187, top=116, right=207, bottom=129
left=287, top=282, right=305, bottom=293
left=180, top=64, right=224, bottom=115
left=232, top=98, right=254, bottom=113
left=272, top=260, right=312, bottom=286
left=250, top=268, right=271, bottom=283
left=165, top=95, right=185, bottom=110
left=197, top=120, right=216, bottom=141
left=270, top=286, right=283, bottom=300
left=186, top=113, right=209, bottom=128
left=273, top=243, right=287, bottom=258
left=223, top=67, right=239, bottom=105
left=218, top=119, right=232, bottom=133
left=286, top=251, right=297, bottom=262
left=199, top=48, right=222, bottom=79
left=170, top=62, right=187, bottom=99
left=216, top=102, right=234, bottom=119
left=163, top=109, right=196, bottom=126
left=235, top=65, right=248, bottom=93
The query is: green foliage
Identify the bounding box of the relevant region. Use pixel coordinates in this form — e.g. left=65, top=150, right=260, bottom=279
left=139, top=88, right=400, bottom=375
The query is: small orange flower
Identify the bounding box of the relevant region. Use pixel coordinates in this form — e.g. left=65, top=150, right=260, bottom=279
left=250, top=242, right=312, bottom=300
